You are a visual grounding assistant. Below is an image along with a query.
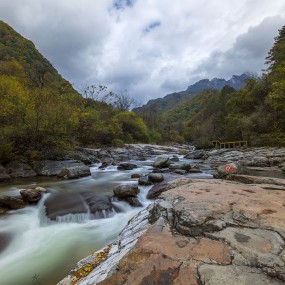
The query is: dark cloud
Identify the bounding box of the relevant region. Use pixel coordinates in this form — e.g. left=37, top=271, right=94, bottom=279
left=0, top=1, right=284, bottom=102
left=193, top=16, right=284, bottom=80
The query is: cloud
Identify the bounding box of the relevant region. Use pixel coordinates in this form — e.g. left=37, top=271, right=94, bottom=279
left=193, top=16, right=285, bottom=80
left=0, top=0, right=285, bottom=102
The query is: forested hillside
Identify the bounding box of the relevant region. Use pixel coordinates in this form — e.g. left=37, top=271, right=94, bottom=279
left=0, top=20, right=148, bottom=163
left=138, top=26, right=285, bottom=147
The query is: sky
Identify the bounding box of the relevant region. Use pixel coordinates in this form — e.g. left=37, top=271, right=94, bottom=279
left=0, top=0, right=285, bottom=103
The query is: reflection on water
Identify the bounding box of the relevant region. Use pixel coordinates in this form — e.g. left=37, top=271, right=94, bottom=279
left=0, top=155, right=210, bottom=285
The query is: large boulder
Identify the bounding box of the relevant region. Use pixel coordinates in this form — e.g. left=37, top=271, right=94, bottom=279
left=113, top=184, right=139, bottom=198
left=5, top=161, right=37, bottom=178
left=80, top=192, right=113, bottom=215
left=113, top=184, right=142, bottom=207
left=20, top=189, right=42, bottom=203
left=138, top=175, right=152, bottom=186
left=33, top=160, right=87, bottom=176
left=153, top=155, right=172, bottom=168
left=147, top=178, right=192, bottom=199
left=117, top=163, right=137, bottom=171
left=148, top=173, right=164, bottom=183
left=57, top=165, right=91, bottom=179
left=0, top=195, right=26, bottom=209
left=215, top=162, right=244, bottom=178
left=44, top=192, right=113, bottom=220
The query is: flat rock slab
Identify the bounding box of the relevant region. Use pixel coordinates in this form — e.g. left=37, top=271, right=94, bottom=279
left=198, top=265, right=284, bottom=285
left=58, top=179, right=285, bottom=285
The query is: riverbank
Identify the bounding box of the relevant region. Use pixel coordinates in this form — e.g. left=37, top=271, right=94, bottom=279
left=59, top=176, right=285, bottom=285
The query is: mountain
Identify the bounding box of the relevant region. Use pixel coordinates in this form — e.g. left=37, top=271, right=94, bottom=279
left=133, top=73, right=251, bottom=115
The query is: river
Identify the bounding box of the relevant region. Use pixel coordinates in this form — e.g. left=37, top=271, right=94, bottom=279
left=0, top=155, right=212, bottom=285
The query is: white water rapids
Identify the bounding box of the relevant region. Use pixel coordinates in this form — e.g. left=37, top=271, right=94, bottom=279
left=0, top=156, right=211, bottom=285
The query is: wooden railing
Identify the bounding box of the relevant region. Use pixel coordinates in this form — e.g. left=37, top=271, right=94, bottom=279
left=212, top=140, right=248, bottom=148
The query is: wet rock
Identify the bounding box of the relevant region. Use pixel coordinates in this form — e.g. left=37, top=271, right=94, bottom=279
left=45, top=192, right=114, bottom=220
left=174, top=169, right=187, bottom=175
left=131, top=173, right=141, bottom=179
left=0, top=206, right=9, bottom=214
left=188, top=166, right=202, bottom=173
left=153, top=155, right=172, bottom=168
left=0, top=195, right=26, bottom=209
left=117, top=163, right=137, bottom=170
left=169, top=163, right=191, bottom=171
left=33, top=160, right=87, bottom=176
left=20, top=189, right=42, bottom=203
left=57, top=165, right=91, bottom=179
left=148, top=173, right=164, bottom=183
left=5, top=161, right=37, bottom=178
left=35, top=186, right=48, bottom=193
left=138, top=175, right=152, bottom=186
left=152, top=168, right=172, bottom=173
left=185, top=149, right=209, bottom=160
left=99, top=162, right=108, bottom=169
left=170, top=155, right=179, bottom=162
left=124, top=197, right=142, bottom=207
left=80, top=192, right=113, bottom=216
left=147, top=178, right=192, bottom=199
left=45, top=193, right=89, bottom=220
left=0, top=165, right=10, bottom=181
left=113, top=184, right=139, bottom=198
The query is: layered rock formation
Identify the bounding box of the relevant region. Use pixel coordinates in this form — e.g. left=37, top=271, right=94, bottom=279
left=59, top=177, right=285, bottom=285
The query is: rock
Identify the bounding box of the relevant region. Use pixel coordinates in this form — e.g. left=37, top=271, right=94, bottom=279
left=174, top=169, right=187, bottom=175
left=153, top=155, right=172, bottom=168
left=188, top=166, right=202, bottom=173
left=198, top=264, right=283, bottom=285
left=117, top=163, right=137, bottom=170
left=59, top=205, right=152, bottom=285
left=152, top=168, right=172, bottom=173
left=169, top=163, right=192, bottom=171
left=185, top=149, right=209, bottom=160
left=35, top=186, right=48, bottom=192
left=44, top=192, right=113, bottom=220
left=99, top=162, right=108, bottom=169
left=138, top=175, right=152, bottom=186
left=5, top=161, right=37, bottom=178
left=0, top=206, right=9, bottom=214
left=59, top=179, right=285, bottom=285
left=80, top=193, right=113, bottom=216
left=124, top=197, right=142, bottom=207
left=170, top=155, right=180, bottom=162
left=20, top=189, right=42, bottom=203
left=148, top=173, right=164, bottom=183
left=215, top=162, right=243, bottom=178
left=113, top=184, right=139, bottom=198
left=225, top=174, right=285, bottom=186
left=57, top=165, right=91, bottom=179
left=131, top=173, right=141, bottom=179
left=0, top=165, right=10, bottom=181
left=0, top=195, right=26, bottom=209
left=33, top=160, right=87, bottom=176
left=281, top=164, right=285, bottom=173
left=147, top=178, right=192, bottom=199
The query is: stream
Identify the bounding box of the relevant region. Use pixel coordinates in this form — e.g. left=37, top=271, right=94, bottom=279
left=0, top=155, right=212, bottom=285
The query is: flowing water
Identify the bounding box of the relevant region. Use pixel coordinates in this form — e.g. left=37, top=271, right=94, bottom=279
left=0, top=156, right=212, bottom=285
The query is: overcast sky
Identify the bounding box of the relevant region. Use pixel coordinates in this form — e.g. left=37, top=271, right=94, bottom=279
left=0, top=0, right=284, bottom=102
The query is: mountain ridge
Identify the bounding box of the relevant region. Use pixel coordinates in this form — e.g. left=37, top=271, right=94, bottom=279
left=134, top=73, right=252, bottom=115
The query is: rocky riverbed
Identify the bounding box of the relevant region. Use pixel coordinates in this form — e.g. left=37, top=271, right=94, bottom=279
left=57, top=146, right=285, bottom=285
left=59, top=176, right=285, bottom=285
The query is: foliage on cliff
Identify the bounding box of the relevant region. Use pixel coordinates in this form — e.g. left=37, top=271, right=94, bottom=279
left=139, top=26, right=285, bottom=147
left=0, top=20, right=148, bottom=163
